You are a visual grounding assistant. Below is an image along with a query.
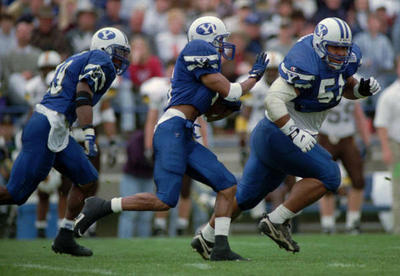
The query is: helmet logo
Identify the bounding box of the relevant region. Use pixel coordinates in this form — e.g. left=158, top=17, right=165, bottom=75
left=196, top=23, right=216, bottom=35
left=98, top=30, right=116, bottom=40
left=315, top=24, right=328, bottom=37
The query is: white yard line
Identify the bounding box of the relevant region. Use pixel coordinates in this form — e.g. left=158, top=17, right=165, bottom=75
left=328, top=263, right=366, bottom=268
left=184, top=263, right=212, bottom=270
left=9, top=263, right=114, bottom=275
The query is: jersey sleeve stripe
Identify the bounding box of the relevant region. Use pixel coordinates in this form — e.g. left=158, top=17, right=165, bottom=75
left=183, top=54, right=219, bottom=62
left=187, top=63, right=218, bottom=71
left=280, top=62, right=315, bottom=81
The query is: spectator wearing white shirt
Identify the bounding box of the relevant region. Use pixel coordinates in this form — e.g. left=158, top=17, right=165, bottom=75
left=155, top=8, right=187, bottom=65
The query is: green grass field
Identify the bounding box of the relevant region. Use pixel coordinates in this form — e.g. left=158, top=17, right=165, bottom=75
left=0, top=234, right=398, bottom=275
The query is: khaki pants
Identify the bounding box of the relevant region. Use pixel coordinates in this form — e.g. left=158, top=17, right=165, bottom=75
left=389, top=140, right=400, bottom=234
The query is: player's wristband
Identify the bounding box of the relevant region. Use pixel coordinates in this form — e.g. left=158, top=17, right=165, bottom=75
left=279, top=118, right=297, bottom=136
left=353, top=83, right=366, bottom=99
left=224, top=82, right=242, bottom=102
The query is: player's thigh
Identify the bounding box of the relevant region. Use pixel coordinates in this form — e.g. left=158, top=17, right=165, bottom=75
left=252, top=119, right=341, bottom=191
left=7, top=112, right=55, bottom=204
left=186, top=142, right=236, bottom=192
left=236, top=151, right=286, bottom=211
left=153, top=118, right=189, bottom=207
left=339, top=137, right=365, bottom=189
left=53, top=136, right=98, bottom=186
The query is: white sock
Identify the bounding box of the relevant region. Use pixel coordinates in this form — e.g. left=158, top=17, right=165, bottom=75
left=346, top=211, right=361, bottom=228
left=35, top=220, right=47, bottom=229
left=60, top=218, right=74, bottom=230
left=269, top=204, right=296, bottom=224
left=111, top=197, right=122, bottom=213
left=177, top=217, right=189, bottom=229
left=201, top=223, right=215, bottom=243
left=154, top=218, right=167, bottom=230
left=321, top=216, right=335, bottom=229
left=215, top=217, right=231, bottom=237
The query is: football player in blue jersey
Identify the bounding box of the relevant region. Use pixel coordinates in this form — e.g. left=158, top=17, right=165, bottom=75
left=74, top=15, right=269, bottom=261
left=0, top=27, right=130, bottom=256
left=193, top=17, right=381, bottom=255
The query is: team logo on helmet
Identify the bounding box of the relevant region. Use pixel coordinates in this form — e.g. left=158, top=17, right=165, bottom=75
left=196, top=23, right=216, bottom=35
left=98, top=29, right=116, bottom=40
left=315, top=24, right=328, bottom=37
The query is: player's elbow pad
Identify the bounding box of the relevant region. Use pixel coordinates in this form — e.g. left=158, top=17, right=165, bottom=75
left=264, top=93, right=289, bottom=121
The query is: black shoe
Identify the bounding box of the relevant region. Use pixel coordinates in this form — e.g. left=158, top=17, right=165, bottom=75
left=152, top=227, right=167, bottom=237
left=191, top=232, right=214, bottom=260
left=52, top=228, right=92, bottom=257
left=346, top=220, right=361, bottom=235
left=37, top=228, right=46, bottom=238
left=210, top=236, right=248, bottom=261
left=74, top=197, right=112, bottom=237
left=258, top=214, right=300, bottom=253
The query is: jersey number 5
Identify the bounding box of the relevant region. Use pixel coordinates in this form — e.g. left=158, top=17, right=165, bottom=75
left=49, top=60, right=73, bottom=95
left=318, top=74, right=344, bottom=103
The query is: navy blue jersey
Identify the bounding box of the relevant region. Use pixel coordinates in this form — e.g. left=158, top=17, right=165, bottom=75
left=279, top=35, right=362, bottom=112
left=41, top=50, right=116, bottom=124
left=165, top=39, right=221, bottom=114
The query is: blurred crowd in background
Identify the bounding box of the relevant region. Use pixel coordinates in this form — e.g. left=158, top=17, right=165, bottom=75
left=1, top=0, right=400, bottom=238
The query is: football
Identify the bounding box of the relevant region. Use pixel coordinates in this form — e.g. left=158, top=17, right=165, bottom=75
left=204, top=96, right=241, bottom=122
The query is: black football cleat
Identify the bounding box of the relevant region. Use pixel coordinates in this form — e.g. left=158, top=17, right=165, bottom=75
left=210, top=248, right=249, bottom=261
left=209, top=235, right=249, bottom=261
left=258, top=214, right=300, bottom=253
left=191, top=232, right=214, bottom=260
left=74, top=197, right=112, bottom=237
left=52, top=228, right=92, bottom=257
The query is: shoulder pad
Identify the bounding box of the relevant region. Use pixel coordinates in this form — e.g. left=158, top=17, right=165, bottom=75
left=182, top=40, right=219, bottom=71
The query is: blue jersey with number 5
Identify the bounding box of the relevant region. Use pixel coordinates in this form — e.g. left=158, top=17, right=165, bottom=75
left=279, top=35, right=362, bottom=112
left=41, top=50, right=116, bottom=124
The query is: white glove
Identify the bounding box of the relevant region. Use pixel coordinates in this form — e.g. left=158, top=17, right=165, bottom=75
left=354, top=77, right=381, bottom=97
left=280, top=119, right=316, bottom=152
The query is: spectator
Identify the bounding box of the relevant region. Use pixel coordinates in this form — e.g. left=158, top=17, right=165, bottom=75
left=126, top=4, right=146, bottom=38
left=30, top=5, right=72, bottom=58
left=261, top=0, right=293, bottom=40
left=142, top=0, right=171, bottom=37
left=97, top=0, right=128, bottom=33
left=117, top=129, right=154, bottom=238
left=66, top=0, right=98, bottom=53
left=1, top=20, right=40, bottom=106
left=155, top=8, right=187, bottom=64
left=128, top=35, right=163, bottom=90
left=116, top=35, right=163, bottom=132
left=354, top=12, right=394, bottom=116
left=392, top=10, right=400, bottom=56
left=266, top=19, right=295, bottom=57
left=0, top=13, right=16, bottom=57
left=58, top=0, right=78, bottom=32
left=120, top=0, right=150, bottom=21
left=313, top=0, right=347, bottom=24
left=374, top=56, right=400, bottom=234
left=243, top=12, right=264, bottom=57
left=224, top=0, right=252, bottom=33
left=290, top=10, right=307, bottom=39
